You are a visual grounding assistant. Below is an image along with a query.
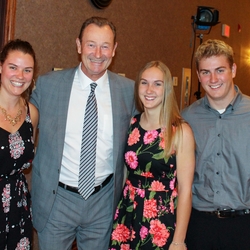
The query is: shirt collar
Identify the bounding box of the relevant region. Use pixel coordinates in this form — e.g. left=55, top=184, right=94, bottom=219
left=77, top=63, right=109, bottom=89
left=203, top=85, right=242, bottom=111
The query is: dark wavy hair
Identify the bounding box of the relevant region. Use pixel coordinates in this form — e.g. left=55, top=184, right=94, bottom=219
left=78, top=16, right=116, bottom=44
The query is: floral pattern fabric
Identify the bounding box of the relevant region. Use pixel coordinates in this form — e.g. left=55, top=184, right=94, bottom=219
left=0, top=107, right=34, bottom=250
left=109, top=114, right=178, bottom=250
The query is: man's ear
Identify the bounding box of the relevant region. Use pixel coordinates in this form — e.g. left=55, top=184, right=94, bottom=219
left=76, top=38, right=81, bottom=54
left=232, top=63, right=237, bottom=78
left=112, top=42, right=118, bottom=57
left=196, top=70, right=201, bottom=82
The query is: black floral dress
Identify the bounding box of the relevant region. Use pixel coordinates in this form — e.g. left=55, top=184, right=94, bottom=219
left=0, top=107, right=34, bottom=250
left=109, top=114, right=178, bottom=250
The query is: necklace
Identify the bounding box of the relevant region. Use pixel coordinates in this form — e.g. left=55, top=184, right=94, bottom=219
left=0, top=103, right=22, bottom=126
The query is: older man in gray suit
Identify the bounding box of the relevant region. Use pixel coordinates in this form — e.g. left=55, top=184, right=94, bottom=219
left=30, top=16, right=135, bottom=250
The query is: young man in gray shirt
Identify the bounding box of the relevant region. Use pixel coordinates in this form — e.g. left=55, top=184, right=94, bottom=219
left=182, top=39, right=250, bottom=250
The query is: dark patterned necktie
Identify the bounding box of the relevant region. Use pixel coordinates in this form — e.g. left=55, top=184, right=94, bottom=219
left=78, top=82, right=98, bottom=199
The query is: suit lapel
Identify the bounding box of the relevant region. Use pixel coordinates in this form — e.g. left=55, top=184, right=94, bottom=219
left=108, top=72, right=121, bottom=170
left=56, top=68, right=77, bottom=159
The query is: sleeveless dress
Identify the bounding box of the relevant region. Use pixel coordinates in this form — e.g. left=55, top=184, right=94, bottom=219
left=109, top=114, right=178, bottom=250
left=0, top=105, right=34, bottom=250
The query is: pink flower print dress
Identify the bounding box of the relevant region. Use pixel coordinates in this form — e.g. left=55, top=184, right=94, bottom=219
left=0, top=105, right=34, bottom=250
left=109, top=114, right=178, bottom=250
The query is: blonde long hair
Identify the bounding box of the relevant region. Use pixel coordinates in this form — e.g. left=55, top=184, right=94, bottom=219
left=134, top=61, right=183, bottom=157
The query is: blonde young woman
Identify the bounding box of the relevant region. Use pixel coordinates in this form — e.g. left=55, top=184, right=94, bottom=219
left=0, top=39, right=38, bottom=249
left=109, top=61, right=195, bottom=250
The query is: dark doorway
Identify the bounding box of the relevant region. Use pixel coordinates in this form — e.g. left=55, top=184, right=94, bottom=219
left=0, top=0, right=7, bottom=49
left=0, top=0, right=16, bottom=50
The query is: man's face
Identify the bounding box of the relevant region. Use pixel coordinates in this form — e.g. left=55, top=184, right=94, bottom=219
left=76, top=24, right=117, bottom=81
left=197, top=55, right=237, bottom=109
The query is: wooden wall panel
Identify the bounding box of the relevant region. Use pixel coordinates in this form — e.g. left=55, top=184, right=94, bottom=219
left=14, top=1, right=250, bottom=105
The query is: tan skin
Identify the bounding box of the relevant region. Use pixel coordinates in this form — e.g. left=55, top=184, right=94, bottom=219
left=76, top=24, right=117, bottom=82
left=0, top=50, right=38, bottom=137
left=139, top=67, right=164, bottom=130
left=139, top=67, right=195, bottom=250
left=197, top=55, right=237, bottom=110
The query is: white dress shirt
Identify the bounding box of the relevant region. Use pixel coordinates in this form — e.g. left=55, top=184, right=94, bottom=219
left=59, top=64, right=113, bottom=187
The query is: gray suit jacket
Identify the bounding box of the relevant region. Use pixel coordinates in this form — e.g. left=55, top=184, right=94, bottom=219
left=30, top=67, right=135, bottom=232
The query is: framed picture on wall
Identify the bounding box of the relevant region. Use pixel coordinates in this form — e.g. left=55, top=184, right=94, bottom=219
left=180, top=68, right=191, bottom=111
